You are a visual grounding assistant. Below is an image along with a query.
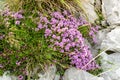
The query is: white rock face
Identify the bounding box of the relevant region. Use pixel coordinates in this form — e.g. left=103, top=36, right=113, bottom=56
left=54, top=75, right=60, bottom=80
left=100, top=26, right=120, bottom=80
left=101, top=27, right=120, bottom=52
left=99, top=26, right=120, bottom=80
left=0, top=66, right=57, bottom=80
left=63, top=67, right=104, bottom=80
left=90, top=28, right=111, bottom=56
left=38, top=65, right=57, bottom=80
left=100, top=52, right=120, bottom=80
left=0, top=72, right=17, bottom=80
left=80, top=0, right=98, bottom=23
left=95, top=27, right=112, bottom=47
left=96, top=28, right=111, bottom=48
left=102, top=0, right=120, bottom=25
left=101, top=52, right=120, bottom=70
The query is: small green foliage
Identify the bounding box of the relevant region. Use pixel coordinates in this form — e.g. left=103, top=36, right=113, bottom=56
left=89, top=68, right=103, bottom=76
left=89, top=49, right=103, bottom=75
left=78, top=25, right=90, bottom=37
left=0, top=9, right=70, bottom=78
left=88, top=57, right=103, bottom=76
left=0, top=0, right=101, bottom=79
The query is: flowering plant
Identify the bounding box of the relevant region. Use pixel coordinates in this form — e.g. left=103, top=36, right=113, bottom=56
left=0, top=7, right=99, bottom=79
left=37, top=11, right=99, bottom=70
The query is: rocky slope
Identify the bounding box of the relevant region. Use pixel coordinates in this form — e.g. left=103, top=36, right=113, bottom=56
left=1, top=0, right=120, bottom=80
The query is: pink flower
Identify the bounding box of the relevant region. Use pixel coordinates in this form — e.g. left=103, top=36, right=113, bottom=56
left=0, top=64, right=3, bottom=68
left=16, top=61, right=21, bottom=66
left=15, top=21, right=20, bottom=25
left=60, top=49, right=64, bottom=53
left=18, top=75, right=23, bottom=80
left=0, top=35, right=5, bottom=40
left=38, top=23, right=43, bottom=29
left=36, top=11, right=99, bottom=70
left=40, top=17, right=49, bottom=23
left=13, top=12, right=23, bottom=19
left=45, top=29, right=52, bottom=37
left=63, top=10, right=68, bottom=15
left=52, top=35, right=57, bottom=39
left=93, top=36, right=97, bottom=43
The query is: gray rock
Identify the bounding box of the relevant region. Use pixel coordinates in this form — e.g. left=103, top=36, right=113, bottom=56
left=99, top=26, right=120, bottom=80
left=0, top=72, right=17, bottom=80
left=63, top=67, right=104, bottom=80
left=0, top=65, right=57, bottom=80
left=96, top=28, right=111, bottom=47
left=38, top=65, right=57, bottom=80
left=101, top=20, right=109, bottom=27
left=101, top=27, right=120, bottom=52
left=81, top=0, right=98, bottom=23
left=90, top=28, right=111, bottom=56
left=100, top=52, right=120, bottom=80
left=54, top=75, right=60, bottom=80
left=101, top=52, right=120, bottom=70
left=102, top=0, right=120, bottom=25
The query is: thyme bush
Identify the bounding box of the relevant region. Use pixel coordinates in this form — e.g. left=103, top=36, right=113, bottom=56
left=0, top=0, right=100, bottom=79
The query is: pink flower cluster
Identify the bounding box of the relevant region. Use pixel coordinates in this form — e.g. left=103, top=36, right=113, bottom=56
left=2, top=9, right=23, bottom=25
left=0, top=64, right=3, bottom=68
left=37, top=11, right=99, bottom=70
left=89, top=25, right=100, bottom=43
left=18, top=75, right=23, bottom=80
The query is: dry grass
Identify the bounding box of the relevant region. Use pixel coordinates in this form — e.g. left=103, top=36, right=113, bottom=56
left=6, top=0, right=87, bottom=16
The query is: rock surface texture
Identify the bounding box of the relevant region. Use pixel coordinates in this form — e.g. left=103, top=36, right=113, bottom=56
left=100, top=52, right=120, bottom=80
left=101, top=27, right=120, bottom=52
left=63, top=67, right=104, bottom=80
left=102, top=0, right=120, bottom=25
left=80, top=0, right=98, bottom=23
left=0, top=72, right=17, bottom=80
left=99, top=23, right=120, bottom=80
left=38, top=65, right=58, bottom=80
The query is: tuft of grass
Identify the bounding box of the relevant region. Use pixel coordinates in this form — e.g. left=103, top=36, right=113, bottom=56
left=6, top=0, right=88, bottom=17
